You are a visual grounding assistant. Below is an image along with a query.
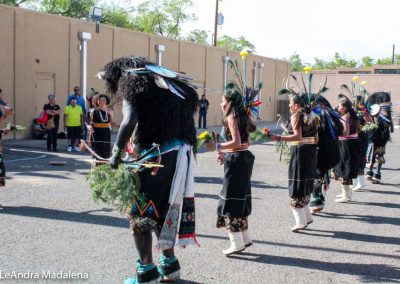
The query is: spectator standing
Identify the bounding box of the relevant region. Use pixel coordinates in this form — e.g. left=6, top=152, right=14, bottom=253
left=0, top=88, right=14, bottom=194
left=198, top=94, right=209, bottom=129
left=67, top=86, right=86, bottom=114
left=64, top=98, right=83, bottom=152
left=0, top=88, right=8, bottom=108
left=43, top=94, right=61, bottom=152
left=67, top=86, right=87, bottom=140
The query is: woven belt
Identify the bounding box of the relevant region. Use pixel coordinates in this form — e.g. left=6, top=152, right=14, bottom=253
left=226, top=143, right=249, bottom=152
left=339, top=134, right=358, bottom=140
left=93, top=123, right=110, bottom=128
left=290, top=137, right=316, bottom=145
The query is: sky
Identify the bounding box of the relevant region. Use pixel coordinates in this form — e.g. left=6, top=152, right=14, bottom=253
left=181, top=0, right=400, bottom=64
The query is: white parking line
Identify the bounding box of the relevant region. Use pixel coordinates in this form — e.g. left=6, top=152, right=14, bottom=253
left=5, top=154, right=47, bottom=163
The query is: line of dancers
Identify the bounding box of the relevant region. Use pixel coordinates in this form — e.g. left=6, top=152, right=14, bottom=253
left=95, top=57, right=393, bottom=283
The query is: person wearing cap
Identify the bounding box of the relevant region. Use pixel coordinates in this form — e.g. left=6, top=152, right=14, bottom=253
left=64, top=98, right=83, bottom=152
left=43, top=94, right=61, bottom=152
left=67, top=86, right=87, bottom=141
left=67, top=86, right=86, bottom=114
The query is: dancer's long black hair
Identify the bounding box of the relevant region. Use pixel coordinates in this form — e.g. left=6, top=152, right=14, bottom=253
left=100, top=56, right=199, bottom=148
left=222, top=89, right=256, bottom=143
left=338, top=95, right=359, bottom=134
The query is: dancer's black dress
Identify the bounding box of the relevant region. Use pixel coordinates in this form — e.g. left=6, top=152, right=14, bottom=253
left=288, top=112, right=317, bottom=208
left=334, top=114, right=359, bottom=184
left=216, top=130, right=255, bottom=232
left=91, top=108, right=111, bottom=159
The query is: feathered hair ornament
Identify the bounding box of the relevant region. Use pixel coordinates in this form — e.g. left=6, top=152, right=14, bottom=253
left=225, top=50, right=263, bottom=118
left=278, top=66, right=329, bottom=125
left=340, top=76, right=369, bottom=113
left=97, top=55, right=197, bottom=105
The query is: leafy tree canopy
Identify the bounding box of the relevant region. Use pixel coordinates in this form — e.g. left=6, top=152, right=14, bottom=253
left=102, top=7, right=133, bottom=29
left=39, top=0, right=94, bottom=18
left=288, top=53, right=304, bottom=71
left=132, top=0, right=196, bottom=38
left=3, top=0, right=258, bottom=53
left=0, top=0, right=29, bottom=7
left=217, top=35, right=256, bottom=53
left=289, top=52, right=400, bottom=71
left=185, top=29, right=210, bottom=45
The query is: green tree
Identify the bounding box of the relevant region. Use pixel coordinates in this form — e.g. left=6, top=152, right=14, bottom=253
left=186, top=29, right=210, bottom=45
left=0, top=0, right=29, bottom=6
left=288, top=53, right=304, bottom=71
left=312, top=57, right=327, bottom=70
left=376, top=57, right=394, bottom=65
left=103, top=8, right=133, bottom=29
left=396, top=54, right=400, bottom=64
left=331, top=52, right=357, bottom=68
left=132, top=0, right=196, bottom=38
left=360, top=56, right=375, bottom=67
left=216, top=35, right=256, bottom=53
left=39, top=0, right=94, bottom=18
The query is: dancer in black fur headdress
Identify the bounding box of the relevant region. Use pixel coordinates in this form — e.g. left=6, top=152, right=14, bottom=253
left=365, top=91, right=393, bottom=183
left=99, top=56, right=199, bottom=284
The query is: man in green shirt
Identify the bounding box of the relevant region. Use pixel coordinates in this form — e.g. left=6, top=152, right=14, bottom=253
left=63, top=98, right=83, bottom=152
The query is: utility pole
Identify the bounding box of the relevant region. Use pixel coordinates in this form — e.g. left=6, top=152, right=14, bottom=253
left=213, top=0, right=219, bottom=46
left=392, top=44, right=395, bottom=64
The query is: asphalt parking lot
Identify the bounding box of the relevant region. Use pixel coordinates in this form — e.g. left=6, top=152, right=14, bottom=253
left=0, top=128, right=399, bottom=283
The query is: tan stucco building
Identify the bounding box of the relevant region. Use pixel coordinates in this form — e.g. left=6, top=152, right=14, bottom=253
left=2, top=4, right=399, bottom=139
left=0, top=4, right=291, bottom=138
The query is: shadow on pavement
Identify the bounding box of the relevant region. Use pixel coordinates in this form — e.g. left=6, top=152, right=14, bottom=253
left=351, top=201, right=400, bottom=209
left=13, top=172, right=74, bottom=180
left=365, top=189, right=400, bottom=195
left=378, top=182, right=400, bottom=188
left=197, top=234, right=400, bottom=261
left=194, top=176, right=286, bottom=190
left=382, top=167, right=400, bottom=171
left=300, top=229, right=400, bottom=245
left=0, top=206, right=128, bottom=228
left=229, top=253, right=400, bottom=283
left=5, top=149, right=89, bottom=177
left=194, top=176, right=222, bottom=184
left=316, top=211, right=400, bottom=227
left=195, top=193, right=219, bottom=200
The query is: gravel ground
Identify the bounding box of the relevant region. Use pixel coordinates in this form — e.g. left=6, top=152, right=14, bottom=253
left=0, top=127, right=399, bottom=284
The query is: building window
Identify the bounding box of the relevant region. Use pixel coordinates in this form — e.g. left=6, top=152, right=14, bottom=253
left=374, top=69, right=400, bottom=74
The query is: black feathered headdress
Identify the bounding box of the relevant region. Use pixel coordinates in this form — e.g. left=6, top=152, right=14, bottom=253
left=366, top=91, right=392, bottom=122
left=279, top=66, right=329, bottom=124
left=98, top=55, right=199, bottom=148
left=98, top=56, right=198, bottom=106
